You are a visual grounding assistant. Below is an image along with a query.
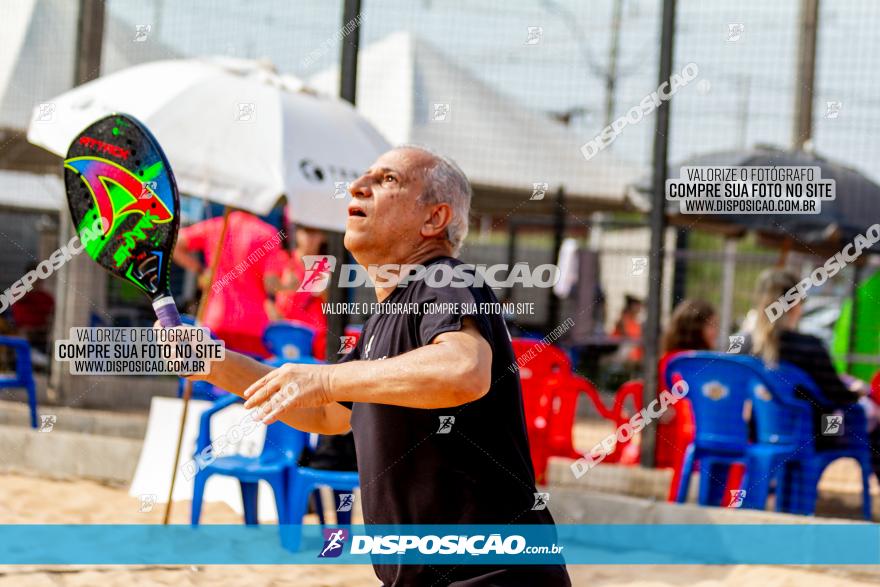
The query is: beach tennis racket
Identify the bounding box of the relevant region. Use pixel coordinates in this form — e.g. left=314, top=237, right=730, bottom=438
left=63, top=113, right=182, bottom=327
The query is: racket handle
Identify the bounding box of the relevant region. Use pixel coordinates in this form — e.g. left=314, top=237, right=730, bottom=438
left=153, top=296, right=183, bottom=327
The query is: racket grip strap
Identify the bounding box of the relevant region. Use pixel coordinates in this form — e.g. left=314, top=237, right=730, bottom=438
left=153, top=296, right=182, bottom=327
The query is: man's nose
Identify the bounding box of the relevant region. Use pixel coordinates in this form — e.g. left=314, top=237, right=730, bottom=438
left=349, top=175, right=372, bottom=199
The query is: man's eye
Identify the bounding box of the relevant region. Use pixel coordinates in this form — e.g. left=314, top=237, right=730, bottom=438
left=383, top=175, right=397, bottom=183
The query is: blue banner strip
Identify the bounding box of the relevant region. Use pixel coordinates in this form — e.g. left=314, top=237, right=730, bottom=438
left=0, top=524, right=877, bottom=565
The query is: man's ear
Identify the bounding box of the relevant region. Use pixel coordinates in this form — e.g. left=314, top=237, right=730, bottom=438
left=421, top=203, right=453, bottom=240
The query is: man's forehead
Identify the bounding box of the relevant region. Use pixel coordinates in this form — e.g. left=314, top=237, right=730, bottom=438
left=371, top=148, right=434, bottom=175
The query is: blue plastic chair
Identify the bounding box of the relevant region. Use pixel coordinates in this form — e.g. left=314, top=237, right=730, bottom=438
left=0, top=336, right=38, bottom=429
left=756, top=362, right=872, bottom=520
left=280, top=458, right=360, bottom=552
left=666, top=352, right=766, bottom=506
left=263, top=322, right=315, bottom=363
left=190, top=394, right=303, bottom=526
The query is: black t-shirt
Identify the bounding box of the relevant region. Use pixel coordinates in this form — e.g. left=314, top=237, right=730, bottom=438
left=339, top=256, right=570, bottom=587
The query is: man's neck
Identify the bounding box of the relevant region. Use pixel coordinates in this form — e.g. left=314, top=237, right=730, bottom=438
left=372, top=244, right=453, bottom=302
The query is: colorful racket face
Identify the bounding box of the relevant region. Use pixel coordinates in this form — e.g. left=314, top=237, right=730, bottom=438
left=63, top=113, right=182, bottom=327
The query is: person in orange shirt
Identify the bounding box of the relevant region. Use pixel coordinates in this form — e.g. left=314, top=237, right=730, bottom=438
left=264, top=224, right=328, bottom=359
left=612, top=294, right=644, bottom=364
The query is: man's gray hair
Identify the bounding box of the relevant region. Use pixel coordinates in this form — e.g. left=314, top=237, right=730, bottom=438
left=394, top=144, right=472, bottom=255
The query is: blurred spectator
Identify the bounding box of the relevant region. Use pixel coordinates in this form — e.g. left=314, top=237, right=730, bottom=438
left=173, top=211, right=285, bottom=357
left=11, top=262, right=55, bottom=354
left=662, top=298, right=718, bottom=353
left=651, top=299, right=717, bottom=475
left=264, top=224, right=328, bottom=360
left=612, top=294, right=644, bottom=364
left=740, top=268, right=869, bottom=450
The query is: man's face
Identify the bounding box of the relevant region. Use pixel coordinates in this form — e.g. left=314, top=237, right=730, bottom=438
left=344, top=148, right=433, bottom=261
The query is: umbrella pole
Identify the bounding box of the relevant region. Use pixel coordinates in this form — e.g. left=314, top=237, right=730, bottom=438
left=162, top=206, right=233, bottom=525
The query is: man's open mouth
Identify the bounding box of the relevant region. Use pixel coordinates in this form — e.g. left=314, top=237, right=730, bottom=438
left=348, top=206, right=366, bottom=217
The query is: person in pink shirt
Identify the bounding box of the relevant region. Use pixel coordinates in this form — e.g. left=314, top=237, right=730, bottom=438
left=264, top=224, right=329, bottom=359
left=173, top=211, right=285, bottom=357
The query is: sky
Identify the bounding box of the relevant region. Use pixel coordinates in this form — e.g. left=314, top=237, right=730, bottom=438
left=20, top=0, right=880, bottom=185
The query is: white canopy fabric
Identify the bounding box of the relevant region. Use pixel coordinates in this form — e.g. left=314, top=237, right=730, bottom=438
left=309, top=31, right=642, bottom=205
left=0, top=0, right=180, bottom=131
left=0, top=169, right=63, bottom=212
left=26, top=57, right=391, bottom=232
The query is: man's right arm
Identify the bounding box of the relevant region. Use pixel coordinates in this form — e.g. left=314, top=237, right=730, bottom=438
left=200, top=350, right=351, bottom=434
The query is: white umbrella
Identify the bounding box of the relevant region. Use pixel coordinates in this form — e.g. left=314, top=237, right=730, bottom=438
left=26, top=57, right=390, bottom=524
left=26, top=56, right=390, bottom=231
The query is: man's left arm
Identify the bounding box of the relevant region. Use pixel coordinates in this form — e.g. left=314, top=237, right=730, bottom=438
left=245, top=318, right=492, bottom=421
left=331, top=317, right=492, bottom=408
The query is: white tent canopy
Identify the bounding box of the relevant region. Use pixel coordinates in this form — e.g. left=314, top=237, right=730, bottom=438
left=0, top=0, right=180, bottom=131
left=309, top=31, right=642, bottom=207
left=27, top=57, right=390, bottom=232
left=0, top=169, right=63, bottom=212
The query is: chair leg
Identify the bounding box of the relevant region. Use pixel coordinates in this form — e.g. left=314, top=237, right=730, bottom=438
left=859, top=455, right=873, bottom=521
left=191, top=471, right=208, bottom=526
left=281, top=475, right=312, bottom=552
left=741, top=458, right=771, bottom=510
left=675, top=445, right=695, bottom=503
left=311, top=488, right=326, bottom=525
left=240, top=481, right=259, bottom=526
left=335, top=490, right=352, bottom=526
left=269, top=473, right=290, bottom=525
left=26, top=381, right=38, bottom=429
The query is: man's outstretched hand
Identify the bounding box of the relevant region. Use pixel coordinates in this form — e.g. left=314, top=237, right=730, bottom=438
left=243, top=363, right=335, bottom=425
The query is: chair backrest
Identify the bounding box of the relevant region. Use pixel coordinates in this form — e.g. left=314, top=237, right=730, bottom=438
left=665, top=352, right=759, bottom=451
left=749, top=361, right=815, bottom=445
left=511, top=338, right=572, bottom=383
left=262, top=421, right=309, bottom=465
left=263, top=322, right=316, bottom=360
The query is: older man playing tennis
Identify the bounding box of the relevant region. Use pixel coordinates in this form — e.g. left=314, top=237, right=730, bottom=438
left=189, top=146, right=570, bottom=587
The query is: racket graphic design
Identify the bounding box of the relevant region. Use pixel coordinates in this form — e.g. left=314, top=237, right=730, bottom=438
left=63, top=113, right=182, bottom=327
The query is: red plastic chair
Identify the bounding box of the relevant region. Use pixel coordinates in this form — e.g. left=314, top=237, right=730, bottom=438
left=511, top=338, right=614, bottom=482
left=606, top=352, right=697, bottom=501
left=871, top=371, right=880, bottom=404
